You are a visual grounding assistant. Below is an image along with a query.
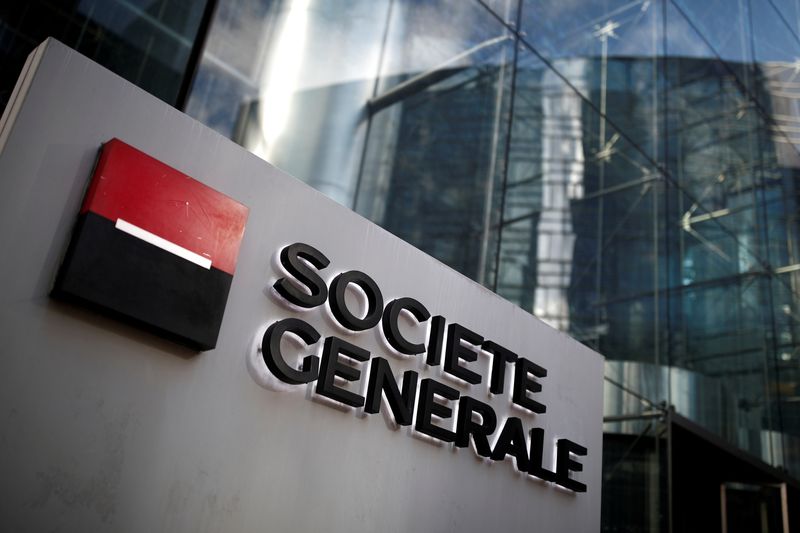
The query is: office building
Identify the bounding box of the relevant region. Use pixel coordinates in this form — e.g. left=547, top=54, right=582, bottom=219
left=2, top=0, right=799, bottom=530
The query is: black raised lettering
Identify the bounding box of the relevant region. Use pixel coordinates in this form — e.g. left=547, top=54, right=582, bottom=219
left=444, top=323, right=483, bottom=385
left=381, top=297, right=431, bottom=355
left=415, top=378, right=460, bottom=442
left=329, top=270, right=384, bottom=331
left=482, top=341, right=518, bottom=395
left=490, top=417, right=529, bottom=472
left=273, top=243, right=330, bottom=308
left=512, top=357, right=547, bottom=414
left=364, top=357, right=418, bottom=425
left=316, top=336, right=370, bottom=407
left=262, top=318, right=320, bottom=384
left=426, top=315, right=446, bottom=366
left=528, top=428, right=557, bottom=481
left=556, top=439, right=587, bottom=492
left=455, top=396, right=497, bottom=457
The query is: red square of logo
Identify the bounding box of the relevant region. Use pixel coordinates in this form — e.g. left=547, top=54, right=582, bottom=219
left=53, top=139, right=249, bottom=350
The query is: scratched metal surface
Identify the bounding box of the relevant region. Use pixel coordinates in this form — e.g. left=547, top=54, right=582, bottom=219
left=0, top=39, right=603, bottom=533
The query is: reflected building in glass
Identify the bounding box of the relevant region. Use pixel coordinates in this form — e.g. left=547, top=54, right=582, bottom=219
left=3, top=0, right=800, bottom=530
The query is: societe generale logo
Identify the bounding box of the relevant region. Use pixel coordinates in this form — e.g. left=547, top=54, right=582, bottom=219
left=52, top=139, right=249, bottom=350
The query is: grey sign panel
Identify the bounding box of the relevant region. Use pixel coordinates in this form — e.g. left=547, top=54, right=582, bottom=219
left=0, top=39, right=603, bottom=532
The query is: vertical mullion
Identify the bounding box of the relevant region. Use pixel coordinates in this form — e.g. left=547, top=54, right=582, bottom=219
left=176, top=0, right=219, bottom=111
left=490, top=0, right=523, bottom=293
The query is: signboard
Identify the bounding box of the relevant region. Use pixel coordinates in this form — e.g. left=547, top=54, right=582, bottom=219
left=52, top=138, right=249, bottom=350
left=0, top=39, right=603, bottom=532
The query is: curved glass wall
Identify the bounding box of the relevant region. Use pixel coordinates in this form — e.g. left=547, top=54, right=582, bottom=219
left=0, top=0, right=211, bottom=108
left=5, top=0, right=798, bottom=530
left=183, top=0, right=800, bottom=488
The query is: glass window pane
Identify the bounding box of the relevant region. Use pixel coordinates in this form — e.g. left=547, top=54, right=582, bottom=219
left=376, top=0, right=515, bottom=95
left=186, top=0, right=391, bottom=205
left=519, top=0, right=661, bottom=138
left=751, top=0, right=800, bottom=64
left=479, top=0, right=519, bottom=24
left=0, top=0, right=209, bottom=107
left=769, top=0, right=800, bottom=37
left=670, top=0, right=753, bottom=76
left=355, top=1, right=515, bottom=283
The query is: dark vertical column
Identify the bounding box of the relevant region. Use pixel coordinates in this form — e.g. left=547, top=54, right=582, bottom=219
left=660, top=3, right=673, bottom=533
left=352, top=0, right=396, bottom=211
left=176, top=0, right=219, bottom=111
left=489, top=0, right=523, bottom=293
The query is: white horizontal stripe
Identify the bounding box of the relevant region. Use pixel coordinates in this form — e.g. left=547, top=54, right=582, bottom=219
left=115, top=218, right=212, bottom=270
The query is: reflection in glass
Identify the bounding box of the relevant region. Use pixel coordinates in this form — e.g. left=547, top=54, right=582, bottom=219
left=180, top=0, right=800, bottom=501
left=356, top=0, right=514, bottom=284
left=0, top=0, right=208, bottom=107
left=186, top=0, right=391, bottom=205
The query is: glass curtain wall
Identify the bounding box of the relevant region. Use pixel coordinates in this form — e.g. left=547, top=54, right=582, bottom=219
left=183, top=0, right=800, bottom=504
left=187, top=0, right=796, bottom=470
left=0, top=0, right=211, bottom=108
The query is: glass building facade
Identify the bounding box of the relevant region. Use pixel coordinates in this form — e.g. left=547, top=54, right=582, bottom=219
left=3, top=0, right=800, bottom=530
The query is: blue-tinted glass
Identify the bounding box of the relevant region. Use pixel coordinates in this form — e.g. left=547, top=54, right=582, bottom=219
left=479, top=0, right=519, bottom=23
left=375, top=0, right=516, bottom=95
left=772, top=271, right=800, bottom=474
left=667, top=276, right=779, bottom=464
left=355, top=0, right=515, bottom=283
left=769, top=0, right=800, bottom=37
left=358, top=72, right=512, bottom=282
left=178, top=0, right=800, bottom=485
left=0, top=0, right=208, bottom=107
left=662, top=1, right=790, bottom=465
left=750, top=0, right=800, bottom=149
left=519, top=0, right=661, bottom=146
left=751, top=0, right=800, bottom=64
left=665, top=2, right=770, bottom=271
left=186, top=0, right=391, bottom=205
left=493, top=49, right=671, bottom=440
left=670, top=0, right=753, bottom=63
left=667, top=0, right=756, bottom=107
left=520, top=0, right=660, bottom=62
left=601, top=429, right=668, bottom=532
